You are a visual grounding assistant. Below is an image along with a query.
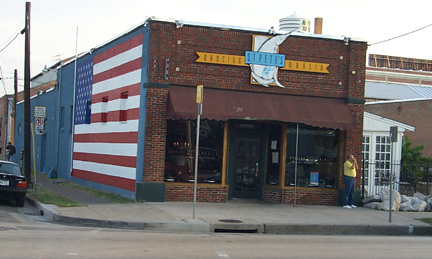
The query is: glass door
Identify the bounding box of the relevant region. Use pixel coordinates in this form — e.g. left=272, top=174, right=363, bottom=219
left=233, top=137, right=261, bottom=198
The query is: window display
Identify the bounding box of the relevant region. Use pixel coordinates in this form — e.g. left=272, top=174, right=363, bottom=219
left=164, top=120, right=224, bottom=184
left=284, top=126, right=339, bottom=188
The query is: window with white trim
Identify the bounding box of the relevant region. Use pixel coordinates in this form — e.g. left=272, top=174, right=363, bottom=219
left=101, top=96, right=108, bottom=123
left=119, top=92, right=128, bottom=122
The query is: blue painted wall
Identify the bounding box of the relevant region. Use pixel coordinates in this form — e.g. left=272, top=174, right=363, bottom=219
left=135, top=25, right=151, bottom=186
left=15, top=90, right=58, bottom=173
left=15, top=24, right=150, bottom=200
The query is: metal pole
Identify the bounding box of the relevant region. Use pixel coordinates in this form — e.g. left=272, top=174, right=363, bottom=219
left=31, top=122, right=37, bottom=185
left=294, top=123, right=299, bottom=207
left=70, top=28, right=78, bottom=173
left=389, top=141, right=393, bottom=223
left=361, top=159, right=365, bottom=200
left=23, top=2, right=32, bottom=188
left=427, top=160, right=430, bottom=196
left=193, top=103, right=202, bottom=219
left=13, top=69, right=17, bottom=119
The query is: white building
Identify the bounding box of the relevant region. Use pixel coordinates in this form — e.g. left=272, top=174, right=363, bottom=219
left=362, top=112, right=415, bottom=196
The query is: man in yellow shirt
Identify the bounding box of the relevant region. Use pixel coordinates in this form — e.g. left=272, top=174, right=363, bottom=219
left=343, top=154, right=359, bottom=209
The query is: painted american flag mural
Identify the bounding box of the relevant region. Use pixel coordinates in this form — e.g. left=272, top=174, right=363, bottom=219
left=72, top=35, right=143, bottom=192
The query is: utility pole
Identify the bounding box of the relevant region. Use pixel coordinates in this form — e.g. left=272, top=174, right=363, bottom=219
left=14, top=69, right=17, bottom=119
left=23, top=2, right=32, bottom=188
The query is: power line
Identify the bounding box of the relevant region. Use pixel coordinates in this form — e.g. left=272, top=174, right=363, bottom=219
left=0, top=20, right=25, bottom=53
left=369, top=23, right=432, bottom=46
left=0, top=64, right=9, bottom=95
left=0, top=32, right=22, bottom=53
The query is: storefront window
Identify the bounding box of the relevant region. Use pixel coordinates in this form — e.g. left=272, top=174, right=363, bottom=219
left=164, top=120, right=224, bottom=184
left=285, top=125, right=339, bottom=188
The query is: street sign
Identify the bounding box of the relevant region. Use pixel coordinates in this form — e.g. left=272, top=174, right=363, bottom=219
left=35, top=117, right=44, bottom=134
left=34, top=105, right=47, bottom=118
left=196, top=85, right=203, bottom=103
left=390, top=126, right=398, bottom=142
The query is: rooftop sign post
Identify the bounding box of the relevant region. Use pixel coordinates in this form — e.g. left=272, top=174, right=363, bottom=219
left=193, top=85, right=203, bottom=220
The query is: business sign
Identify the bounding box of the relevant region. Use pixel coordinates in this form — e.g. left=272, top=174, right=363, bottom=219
left=195, top=33, right=329, bottom=88
left=244, top=51, right=286, bottom=67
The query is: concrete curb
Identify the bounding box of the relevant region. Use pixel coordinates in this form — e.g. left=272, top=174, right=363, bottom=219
left=25, top=197, right=432, bottom=236
left=263, top=223, right=432, bottom=236
left=25, top=196, right=210, bottom=233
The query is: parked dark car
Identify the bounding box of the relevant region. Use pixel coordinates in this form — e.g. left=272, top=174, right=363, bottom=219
left=0, top=161, right=27, bottom=207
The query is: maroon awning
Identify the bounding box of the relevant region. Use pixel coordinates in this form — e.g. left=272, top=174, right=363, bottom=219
left=167, top=86, right=354, bottom=130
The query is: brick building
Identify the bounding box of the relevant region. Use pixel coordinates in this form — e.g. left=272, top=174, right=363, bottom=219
left=365, top=98, right=432, bottom=158
left=0, top=95, right=13, bottom=161
left=364, top=54, right=432, bottom=158
left=15, top=17, right=367, bottom=205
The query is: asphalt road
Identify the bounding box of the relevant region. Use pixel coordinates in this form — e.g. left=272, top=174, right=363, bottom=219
left=1, top=201, right=432, bottom=259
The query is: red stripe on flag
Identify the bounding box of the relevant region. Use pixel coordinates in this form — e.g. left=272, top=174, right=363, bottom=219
left=94, top=35, right=143, bottom=64
left=91, top=83, right=141, bottom=104
left=74, top=132, right=138, bottom=143
left=72, top=169, right=135, bottom=192
left=73, top=152, right=136, bottom=168
left=93, top=58, right=142, bottom=84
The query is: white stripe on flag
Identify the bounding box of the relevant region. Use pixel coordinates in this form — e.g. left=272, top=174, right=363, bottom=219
left=73, top=142, right=137, bottom=157
left=92, top=70, right=142, bottom=95
left=73, top=160, right=136, bottom=180
left=93, top=45, right=143, bottom=75
left=74, top=120, right=139, bottom=134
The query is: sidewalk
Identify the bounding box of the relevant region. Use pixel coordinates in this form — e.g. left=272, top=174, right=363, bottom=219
left=26, top=177, right=432, bottom=235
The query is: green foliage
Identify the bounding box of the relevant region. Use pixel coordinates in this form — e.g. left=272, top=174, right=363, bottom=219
left=27, top=188, right=81, bottom=207
left=401, top=136, right=430, bottom=182
left=29, top=173, right=135, bottom=206
left=402, top=135, right=424, bottom=165
left=418, top=218, right=432, bottom=225
left=59, top=181, right=135, bottom=204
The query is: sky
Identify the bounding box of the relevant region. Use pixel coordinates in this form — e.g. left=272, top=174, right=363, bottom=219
left=1, top=0, right=431, bottom=96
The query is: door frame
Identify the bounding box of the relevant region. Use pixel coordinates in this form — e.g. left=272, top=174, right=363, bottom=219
left=227, top=121, right=266, bottom=200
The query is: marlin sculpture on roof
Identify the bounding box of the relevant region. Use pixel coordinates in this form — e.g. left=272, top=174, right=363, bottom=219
left=250, top=29, right=298, bottom=88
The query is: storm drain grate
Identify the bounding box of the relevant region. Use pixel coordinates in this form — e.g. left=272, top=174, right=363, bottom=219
left=215, top=219, right=258, bottom=233
left=218, top=219, right=243, bottom=223
left=214, top=228, right=258, bottom=233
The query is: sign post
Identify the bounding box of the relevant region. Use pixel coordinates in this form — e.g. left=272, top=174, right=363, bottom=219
left=389, top=126, right=398, bottom=223
left=35, top=118, right=44, bottom=134
left=33, top=105, right=46, bottom=135
left=193, top=85, right=203, bottom=220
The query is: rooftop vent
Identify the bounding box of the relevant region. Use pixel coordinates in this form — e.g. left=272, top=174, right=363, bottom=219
left=279, top=12, right=310, bottom=32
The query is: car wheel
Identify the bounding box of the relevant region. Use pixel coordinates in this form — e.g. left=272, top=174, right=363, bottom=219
left=16, top=199, right=25, bottom=207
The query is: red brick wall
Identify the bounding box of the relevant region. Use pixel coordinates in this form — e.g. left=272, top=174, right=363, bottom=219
left=263, top=188, right=283, bottom=203
left=148, top=22, right=367, bottom=99
left=143, top=87, right=168, bottom=182
left=365, top=99, right=432, bottom=157
left=264, top=188, right=338, bottom=205
left=166, top=184, right=228, bottom=202
left=345, top=103, right=365, bottom=188
left=143, top=21, right=367, bottom=204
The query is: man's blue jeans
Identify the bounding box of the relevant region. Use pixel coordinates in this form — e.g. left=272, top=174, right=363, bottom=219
left=344, top=176, right=355, bottom=206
